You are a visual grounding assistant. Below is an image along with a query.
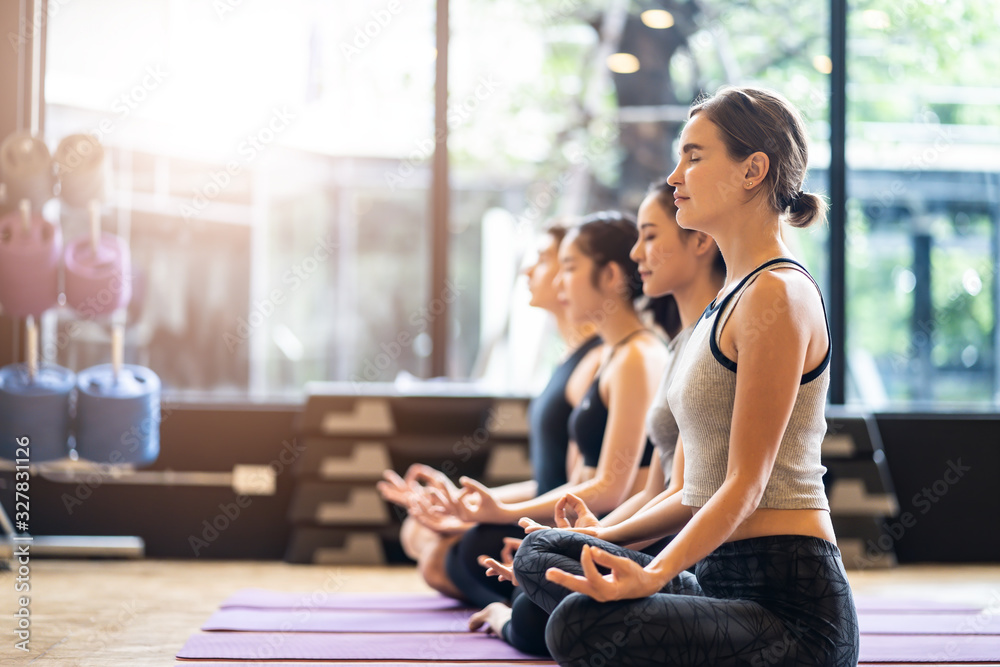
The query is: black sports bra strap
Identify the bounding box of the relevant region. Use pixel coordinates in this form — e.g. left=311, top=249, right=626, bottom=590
left=595, top=328, right=649, bottom=378
left=711, top=257, right=832, bottom=382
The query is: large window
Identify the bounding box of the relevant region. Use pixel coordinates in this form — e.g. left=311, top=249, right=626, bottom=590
left=45, top=0, right=435, bottom=398
left=844, top=0, right=999, bottom=406
left=39, top=0, right=1000, bottom=408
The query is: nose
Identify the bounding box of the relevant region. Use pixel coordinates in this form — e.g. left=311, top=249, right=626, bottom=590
left=667, top=162, right=682, bottom=187
left=629, top=238, right=642, bottom=263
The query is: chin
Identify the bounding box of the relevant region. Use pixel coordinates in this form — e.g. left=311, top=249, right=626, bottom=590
left=674, top=211, right=700, bottom=232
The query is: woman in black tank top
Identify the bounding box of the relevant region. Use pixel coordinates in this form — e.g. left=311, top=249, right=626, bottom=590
left=567, top=328, right=656, bottom=470
left=445, top=212, right=676, bottom=528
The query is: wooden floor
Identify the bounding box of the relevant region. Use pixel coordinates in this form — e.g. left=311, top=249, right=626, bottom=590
left=1, top=559, right=999, bottom=666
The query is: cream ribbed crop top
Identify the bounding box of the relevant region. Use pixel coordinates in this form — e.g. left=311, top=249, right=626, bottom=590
left=644, top=325, right=693, bottom=487
left=666, top=258, right=831, bottom=510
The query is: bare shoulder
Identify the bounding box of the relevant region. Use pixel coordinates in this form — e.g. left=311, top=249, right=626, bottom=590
left=612, top=332, right=668, bottom=380
left=731, top=268, right=827, bottom=365
left=737, top=268, right=823, bottom=320
left=574, top=344, right=604, bottom=376
left=565, top=344, right=603, bottom=405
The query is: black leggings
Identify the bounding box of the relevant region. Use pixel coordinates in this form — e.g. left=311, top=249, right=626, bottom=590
left=513, top=530, right=859, bottom=667
left=444, top=523, right=525, bottom=608
left=501, top=534, right=678, bottom=657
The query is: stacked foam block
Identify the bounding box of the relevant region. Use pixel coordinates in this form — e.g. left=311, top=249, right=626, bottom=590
left=285, top=390, right=532, bottom=564
left=822, top=407, right=900, bottom=568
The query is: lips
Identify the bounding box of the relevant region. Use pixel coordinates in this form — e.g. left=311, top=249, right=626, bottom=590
left=674, top=196, right=689, bottom=205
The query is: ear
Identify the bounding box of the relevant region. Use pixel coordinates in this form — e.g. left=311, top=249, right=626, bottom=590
left=601, top=261, right=625, bottom=295
left=691, top=231, right=716, bottom=258
left=743, top=151, right=770, bottom=190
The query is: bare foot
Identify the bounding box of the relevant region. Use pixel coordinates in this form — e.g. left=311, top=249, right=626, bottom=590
left=468, top=602, right=512, bottom=635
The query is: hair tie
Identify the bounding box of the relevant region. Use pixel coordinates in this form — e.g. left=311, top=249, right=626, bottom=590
left=786, top=190, right=805, bottom=211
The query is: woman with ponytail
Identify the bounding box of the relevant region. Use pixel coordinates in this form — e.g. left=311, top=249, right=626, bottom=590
left=512, top=86, right=858, bottom=667
left=446, top=211, right=670, bottom=526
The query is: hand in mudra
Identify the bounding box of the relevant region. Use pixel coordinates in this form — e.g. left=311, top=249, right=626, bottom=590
left=376, top=469, right=417, bottom=508
left=405, top=463, right=462, bottom=504
left=554, top=493, right=602, bottom=531
left=454, top=477, right=510, bottom=524
left=406, top=487, right=474, bottom=536
left=545, top=544, right=664, bottom=602
left=518, top=493, right=605, bottom=538
left=479, top=554, right=518, bottom=586
left=500, top=537, right=521, bottom=566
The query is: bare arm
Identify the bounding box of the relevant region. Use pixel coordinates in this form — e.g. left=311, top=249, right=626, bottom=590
left=504, top=344, right=661, bottom=520
left=460, top=343, right=663, bottom=524
left=491, top=480, right=538, bottom=504
left=595, top=433, right=688, bottom=544
left=566, top=442, right=583, bottom=484
left=600, top=449, right=664, bottom=526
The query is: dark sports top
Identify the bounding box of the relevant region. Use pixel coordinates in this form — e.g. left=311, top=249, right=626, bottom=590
left=568, top=330, right=656, bottom=469
left=528, top=335, right=602, bottom=494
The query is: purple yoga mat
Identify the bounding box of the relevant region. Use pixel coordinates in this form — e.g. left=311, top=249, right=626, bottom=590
left=859, top=633, right=1000, bottom=662
left=206, top=608, right=1000, bottom=636
left=220, top=588, right=470, bottom=611
left=176, top=631, right=542, bottom=661
left=860, top=612, right=1000, bottom=635
left=177, top=663, right=554, bottom=666
left=854, top=594, right=984, bottom=614
left=203, top=608, right=474, bottom=633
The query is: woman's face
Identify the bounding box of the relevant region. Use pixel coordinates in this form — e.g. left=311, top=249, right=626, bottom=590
left=556, top=234, right=605, bottom=324
left=523, top=233, right=562, bottom=311
left=630, top=194, right=690, bottom=298
left=666, top=113, right=747, bottom=234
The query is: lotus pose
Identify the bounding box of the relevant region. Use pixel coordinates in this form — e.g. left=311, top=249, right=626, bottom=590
left=511, top=87, right=860, bottom=667
left=473, top=177, right=727, bottom=655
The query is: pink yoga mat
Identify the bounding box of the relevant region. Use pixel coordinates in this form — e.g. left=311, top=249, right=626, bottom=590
left=203, top=608, right=474, bottom=633
left=220, top=589, right=470, bottom=611
left=859, top=633, right=1000, bottom=662
left=176, top=631, right=541, bottom=661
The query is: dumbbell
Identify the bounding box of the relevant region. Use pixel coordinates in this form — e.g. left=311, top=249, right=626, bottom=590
left=0, top=199, right=62, bottom=318
left=0, top=316, right=73, bottom=462
left=54, top=134, right=105, bottom=208
left=0, top=131, right=55, bottom=212
left=75, top=325, right=160, bottom=465
left=64, top=202, right=131, bottom=317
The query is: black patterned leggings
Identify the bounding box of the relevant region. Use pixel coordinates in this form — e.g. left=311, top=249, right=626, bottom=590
left=513, top=530, right=859, bottom=667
